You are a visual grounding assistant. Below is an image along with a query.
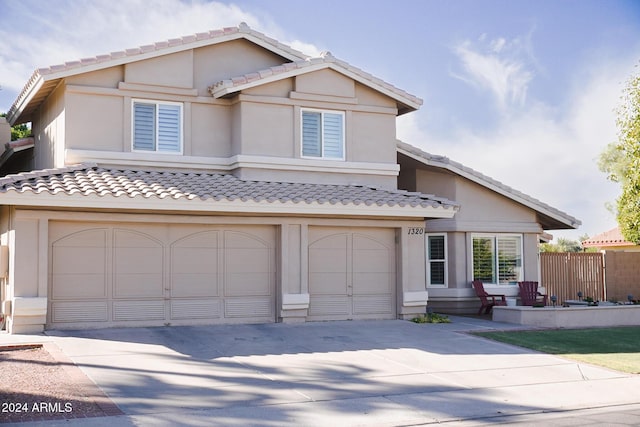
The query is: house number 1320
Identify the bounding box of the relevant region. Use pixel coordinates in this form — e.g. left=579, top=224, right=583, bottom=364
left=407, top=228, right=424, bottom=235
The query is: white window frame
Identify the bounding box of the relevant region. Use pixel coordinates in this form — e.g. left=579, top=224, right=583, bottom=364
left=470, top=233, right=523, bottom=285
left=300, top=108, right=345, bottom=160
left=131, top=99, right=183, bottom=154
left=426, top=233, right=448, bottom=287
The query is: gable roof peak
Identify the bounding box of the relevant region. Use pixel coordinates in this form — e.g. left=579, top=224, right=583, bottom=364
left=8, top=22, right=309, bottom=125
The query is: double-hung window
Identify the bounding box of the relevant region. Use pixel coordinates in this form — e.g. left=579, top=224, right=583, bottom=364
left=133, top=100, right=183, bottom=153
left=301, top=109, right=345, bottom=160
left=472, top=234, right=523, bottom=284
left=427, top=234, right=447, bottom=286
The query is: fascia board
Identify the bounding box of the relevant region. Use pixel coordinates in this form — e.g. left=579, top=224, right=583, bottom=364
left=0, top=191, right=457, bottom=219
left=7, top=76, right=44, bottom=125
left=213, top=62, right=422, bottom=111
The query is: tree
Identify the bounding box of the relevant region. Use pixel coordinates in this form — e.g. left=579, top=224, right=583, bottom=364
left=0, top=113, right=31, bottom=141
left=598, top=69, right=640, bottom=243
left=540, top=237, right=585, bottom=253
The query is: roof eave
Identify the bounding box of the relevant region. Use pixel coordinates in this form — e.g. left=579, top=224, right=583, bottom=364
left=0, top=191, right=457, bottom=219
left=397, top=143, right=581, bottom=230
left=212, top=62, right=422, bottom=114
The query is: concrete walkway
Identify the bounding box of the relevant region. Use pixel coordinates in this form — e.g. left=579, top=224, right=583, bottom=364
left=2, top=316, right=639, bottom=426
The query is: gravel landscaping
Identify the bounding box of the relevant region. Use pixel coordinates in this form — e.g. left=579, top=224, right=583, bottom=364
left=0, top=343, right=122, bottom=423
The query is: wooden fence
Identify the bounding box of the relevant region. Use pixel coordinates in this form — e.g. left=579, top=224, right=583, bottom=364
left=540, top=252, right=605, bottom=304
left=602, top=251, right=640, bottom=301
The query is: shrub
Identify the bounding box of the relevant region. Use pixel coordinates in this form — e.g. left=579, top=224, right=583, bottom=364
left=411, top=313, right=451, bottom=324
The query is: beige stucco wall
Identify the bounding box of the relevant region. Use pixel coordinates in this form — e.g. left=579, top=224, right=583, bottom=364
left=21, top=38, right=404, bottom=188
left=32, top=84, right=65, bottom=169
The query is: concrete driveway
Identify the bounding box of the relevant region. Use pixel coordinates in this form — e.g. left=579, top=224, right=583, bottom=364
left=7, top=316, right=640, bottom=426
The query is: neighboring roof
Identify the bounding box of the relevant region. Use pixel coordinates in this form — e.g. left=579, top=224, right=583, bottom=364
left=582, top=227, right=636, bottom=248
left=0, top=137, right=35, bottom=170
left=0, top=164, right=458, bottom=218
left=8, top=22, right=422, bottom=124
left=397, top=141, right=581, bottom=230
left=7, top=23, right=309, bottom=126
left=210, top=51, right=422, bottom=115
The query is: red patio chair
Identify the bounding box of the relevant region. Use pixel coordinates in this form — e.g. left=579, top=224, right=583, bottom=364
left=518, top=281, right=548, bottom=306
left=472, top=280, right=507, bottom=314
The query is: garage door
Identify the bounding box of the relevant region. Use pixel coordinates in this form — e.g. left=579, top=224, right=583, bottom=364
left=48, top=222, right=275, bottom=329
left=307, top=227, right=396, bottom=320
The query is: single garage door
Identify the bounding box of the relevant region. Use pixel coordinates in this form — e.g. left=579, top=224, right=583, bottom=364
left=307, top=227, right=396, bottom=320
left=48, top=222, right=275, bottom=329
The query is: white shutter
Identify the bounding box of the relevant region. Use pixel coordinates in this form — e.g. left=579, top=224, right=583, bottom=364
left=302, top=111, right=321, bottom=157
left=157, top=104, right=181, bottom=152
left=133, top=103, right=156, bottom=151
left=497, top=236, right=522, bottom=283
left=322, top=113, right=343, bottom=158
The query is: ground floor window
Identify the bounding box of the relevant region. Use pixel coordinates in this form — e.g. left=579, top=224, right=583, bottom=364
left=472, top=234, right=522, bottom=285
left=427, top=234, right=447, bottom=286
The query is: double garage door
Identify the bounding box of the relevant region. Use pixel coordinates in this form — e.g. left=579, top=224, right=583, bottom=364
left=307, top=228, right=396, bottom=321
left=48, top=222, right=397, bottom=329
left=49, top=223, right=276, bottom=329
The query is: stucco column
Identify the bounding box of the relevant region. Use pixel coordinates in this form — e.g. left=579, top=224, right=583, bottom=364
left=398, top=224, right=428, bottom=319
left=279, top=223, right=309, bottom=322
left=7, top=216, right=48, bottom=334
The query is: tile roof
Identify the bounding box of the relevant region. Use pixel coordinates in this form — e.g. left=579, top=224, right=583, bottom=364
left=397, top=141, right=581, bottom=230
left=582, top=227, right=635, bottom=248
left=209, top=51, right=423, bottom=111
left=0, top=164, right=458, bottom=214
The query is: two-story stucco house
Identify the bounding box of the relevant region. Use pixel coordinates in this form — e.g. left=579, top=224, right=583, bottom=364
left=0, top=24, right=578, bottom=333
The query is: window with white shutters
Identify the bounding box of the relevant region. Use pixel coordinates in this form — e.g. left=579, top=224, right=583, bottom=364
left=301, top=109, right=344, bottom=160
left=427, top=234, right=447, bottom=287
left=133, top=100, right=182, bottom=153
left=472, top=234, right=522, bottom=285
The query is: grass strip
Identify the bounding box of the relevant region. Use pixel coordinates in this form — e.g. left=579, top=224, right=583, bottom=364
left=474, top=327, right=640, bottom=374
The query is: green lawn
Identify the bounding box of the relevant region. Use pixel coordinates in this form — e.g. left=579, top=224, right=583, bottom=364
left=474, top=327, right=640, bottom=374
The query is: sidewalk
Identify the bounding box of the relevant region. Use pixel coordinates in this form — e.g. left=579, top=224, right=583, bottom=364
left=2, top=316, right=639, bottom=426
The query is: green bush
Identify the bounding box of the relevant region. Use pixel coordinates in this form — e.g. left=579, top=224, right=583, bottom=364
left=411, top=313, right=451, bottom=324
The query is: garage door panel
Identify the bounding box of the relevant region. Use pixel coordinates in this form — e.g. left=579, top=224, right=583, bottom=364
left=309, top=249, right=347, bottom=273
left=53, top=229, right=108, bottom=247
left=309, top=296, right=350, bottom=316
left=171, top=274, right=218, bottom=297
left=171, top=299, right=221, bottom=319
left=225, top=248, right=270, bottom=272
left=225, top=273, right=271, bottom=296
left=53, top=275, right=107, bottom=299
left=172, top=248, right=218, bottom=273
left=353, top=295, right=394, bottom=315
left=225, top=297, right=272, bottom=318
left=51, top=301, right=108, bottom=323
left=114, top=274, right=164, bottom=297
left=53, top=247, right=106, bottom=274
left=309, top=273, right=347, bottom=294
left=113, top=300, right=165, bottom=321
left=353, top=250, right=391, bottom=273
left=353, top=273, right=394, bottom=293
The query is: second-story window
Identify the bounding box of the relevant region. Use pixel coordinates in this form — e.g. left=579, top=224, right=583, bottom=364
left=133, top=100, right=183, bottom=153
left=301, top=109, right=344, bottom=160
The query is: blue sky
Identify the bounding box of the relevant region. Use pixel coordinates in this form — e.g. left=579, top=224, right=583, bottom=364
left=1, top=0, right=639, bottom=241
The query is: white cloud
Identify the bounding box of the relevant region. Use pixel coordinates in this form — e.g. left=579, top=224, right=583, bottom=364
left=451, top=33, right=536, bottom=114
left=399, top=58, right=634, bottom=241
